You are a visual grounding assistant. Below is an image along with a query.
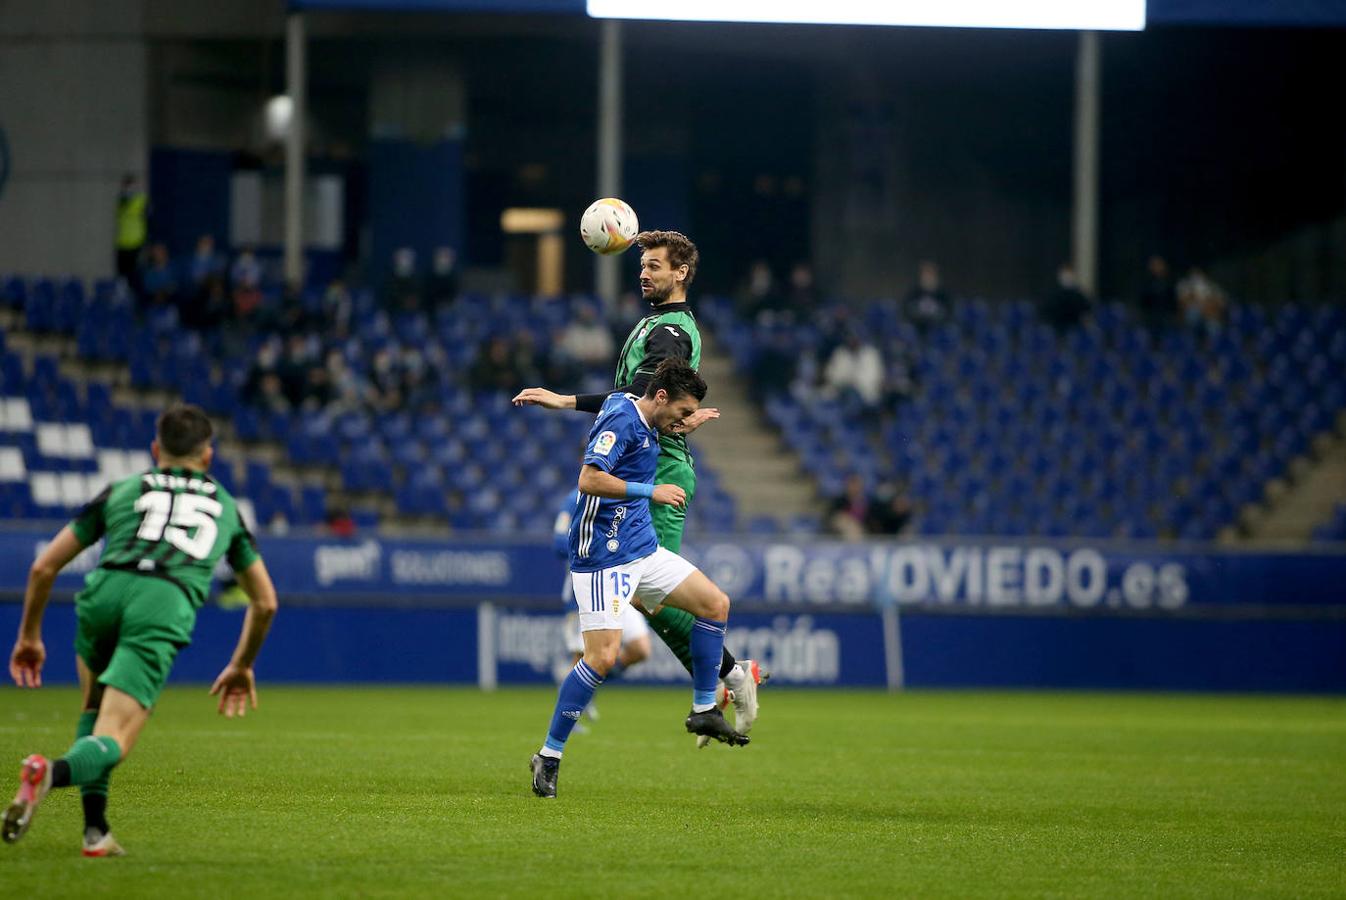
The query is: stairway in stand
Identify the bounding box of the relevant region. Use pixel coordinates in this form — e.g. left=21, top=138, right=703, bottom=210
left=690, top=333, right=820, bottom=529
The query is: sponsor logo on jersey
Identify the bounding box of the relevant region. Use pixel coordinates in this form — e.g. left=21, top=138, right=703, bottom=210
left=593, top=430, right=617, bottom=456
left=606, top=505, right=627, bottom=539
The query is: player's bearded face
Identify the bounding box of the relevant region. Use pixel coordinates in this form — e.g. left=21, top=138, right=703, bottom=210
left=639, top=249, right=679, bottom=303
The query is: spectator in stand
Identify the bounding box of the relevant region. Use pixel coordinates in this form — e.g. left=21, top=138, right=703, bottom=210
left=139, top=243, right=178, bottom=311
left=369, top=348, right=404, bottom=412
left=114, top=173, right=147, bottom=296
left=425, top=247, right=460, bottom=311
left=869, top=481, right=915, bottom=535
left=243, top=337, right=282, bottom=404
left=736, top=260, right=778, bottom=322
left=1178, top=266, right=1227, bottom=339
left=469, top=337, right=522, bottom=394
left=883, top=336, right=918, bottom=406
left=784, top=262, right=819, bottom=320
left=256, top=373, right=291, bottom=414
left=278, top=334, right=318, bottom=407
left=828, top=475, right=873, bottom=541
left=325, top=502, right=357, bottom=538
left=399, top=346, right=440, bottom=410
left=180, top=236, right=227, bottom=330
left=385, top=247, right=421, bottom=313
left=1137, top=255, right=1178, bottom=330
left=824, top=330, right=885, bottom=409
left=559, top=303, right=614, bottom=368
left=322, top=279, right=353, bottom=340
left=299, top=363, right=334, bottom=412
left=512, top=331, right=546, bottom=386
left=188, top=235, right=226, bottom=292
left=196, top=279, right=230, bottom=332
left=230, top=247, right=263, bottom=322
left=903, top=260, right=949, bottom=334
left=1041, top=263, right=1092, bottom=333
left=324, top=348, right=369, bottom=413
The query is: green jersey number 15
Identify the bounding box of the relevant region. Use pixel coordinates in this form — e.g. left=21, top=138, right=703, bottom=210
left=134, top=491, right=223, bottom=560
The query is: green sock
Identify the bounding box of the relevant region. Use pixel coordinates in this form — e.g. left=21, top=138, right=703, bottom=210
left=75, top=711, right=111, bottom=832
left=60, top=735, right=122, bottom=787
left=645, top=605, right=697, bottom=675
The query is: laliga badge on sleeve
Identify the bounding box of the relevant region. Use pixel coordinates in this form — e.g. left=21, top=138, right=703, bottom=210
left=594, top=431, right=617, bottom=456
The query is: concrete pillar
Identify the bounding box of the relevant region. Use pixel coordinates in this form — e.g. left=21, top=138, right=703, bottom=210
left=595, top=19, right=624, bottom=304
left=284, top=12, right=307, bottom=288
left=1072, top=30, right=1101, bottom=297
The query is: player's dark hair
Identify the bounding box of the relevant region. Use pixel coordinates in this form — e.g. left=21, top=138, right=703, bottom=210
left=157, top=404, right=214, bottom=458
left=645, top=358, right=707, bottom=403
left=636, top=230, right=699, bottom=287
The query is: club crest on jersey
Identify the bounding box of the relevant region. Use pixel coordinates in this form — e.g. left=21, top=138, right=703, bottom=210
left=594, top=431, right=617, bottom=456
left=606, top=539, right=620, bottom=552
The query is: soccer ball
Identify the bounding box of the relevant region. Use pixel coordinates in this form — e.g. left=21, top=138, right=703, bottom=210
left=580, top=198, right=639, bottom=256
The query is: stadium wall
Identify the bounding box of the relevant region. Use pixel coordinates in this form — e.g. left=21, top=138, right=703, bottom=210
left=0, top=3, right=148, bottom=280
left=2, top=531, right=1342, bottom=693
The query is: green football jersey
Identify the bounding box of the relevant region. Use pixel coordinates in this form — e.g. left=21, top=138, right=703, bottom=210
left=69, top=466, right=260, bottom=609
left=614, top=303, right=702, bottom=465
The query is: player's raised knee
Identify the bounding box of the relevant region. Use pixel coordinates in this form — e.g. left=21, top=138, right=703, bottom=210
left=707, top=586, right=730, bottom=621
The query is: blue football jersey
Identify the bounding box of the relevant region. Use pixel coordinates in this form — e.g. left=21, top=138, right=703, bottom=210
left=568, top=393, right=660, bottom=572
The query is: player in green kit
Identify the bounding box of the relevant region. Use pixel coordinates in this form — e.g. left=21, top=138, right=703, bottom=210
left=513, top=230, right=765, bottom=743
left=4, top=404, right=278, bottom=857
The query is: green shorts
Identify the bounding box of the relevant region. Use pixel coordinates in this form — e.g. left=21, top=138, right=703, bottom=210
left=74, top=569, right=197, bottom=710
left=651, top=452, right=696, bottom=553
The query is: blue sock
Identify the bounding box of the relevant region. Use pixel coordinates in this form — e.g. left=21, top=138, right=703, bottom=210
left=540, top=661, right=603, bottom=757
left=690, top=618, right=727, bottom=711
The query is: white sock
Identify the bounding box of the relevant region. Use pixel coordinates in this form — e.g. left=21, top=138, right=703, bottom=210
left=692, top=702, right=715, bottom=713
left=538, top=746, right=562, bottom=760
left=723, top=663, right=746, bottom=690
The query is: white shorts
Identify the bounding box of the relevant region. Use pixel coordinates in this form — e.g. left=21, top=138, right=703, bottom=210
left=563, top=603, right=650, bottom=654
left=570, top=546, right=698, bottom=633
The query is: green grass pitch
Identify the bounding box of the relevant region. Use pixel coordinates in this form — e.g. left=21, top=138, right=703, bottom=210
left=2, top=686, right=1343, bottom=898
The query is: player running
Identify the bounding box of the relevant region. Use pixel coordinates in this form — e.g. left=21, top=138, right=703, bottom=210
left=514, top=230, right=764, bottom=744
left=530, top=360, right=747, bottom=799
left=4, top=404, right=278, bottom=856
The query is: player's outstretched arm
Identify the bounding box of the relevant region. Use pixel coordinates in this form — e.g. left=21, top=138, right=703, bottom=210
left=9, top=525, right=86, bottom=688
left=577, top=464, right=686, bottom=510
left=512, top=387, right=577, bottom=410
left=210, top=558, right=279, bottom=718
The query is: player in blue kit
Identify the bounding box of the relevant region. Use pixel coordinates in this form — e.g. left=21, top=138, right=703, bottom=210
left=530, top=360, right=747, bottom=798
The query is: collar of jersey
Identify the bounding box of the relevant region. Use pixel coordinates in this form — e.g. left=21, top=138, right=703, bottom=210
left=646, top=300, right=691, bottom=314
left=624, top=394, right=653, bottom=431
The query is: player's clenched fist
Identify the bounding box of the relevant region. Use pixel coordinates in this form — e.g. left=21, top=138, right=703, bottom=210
left=651, top=484, right=687, bottom=509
